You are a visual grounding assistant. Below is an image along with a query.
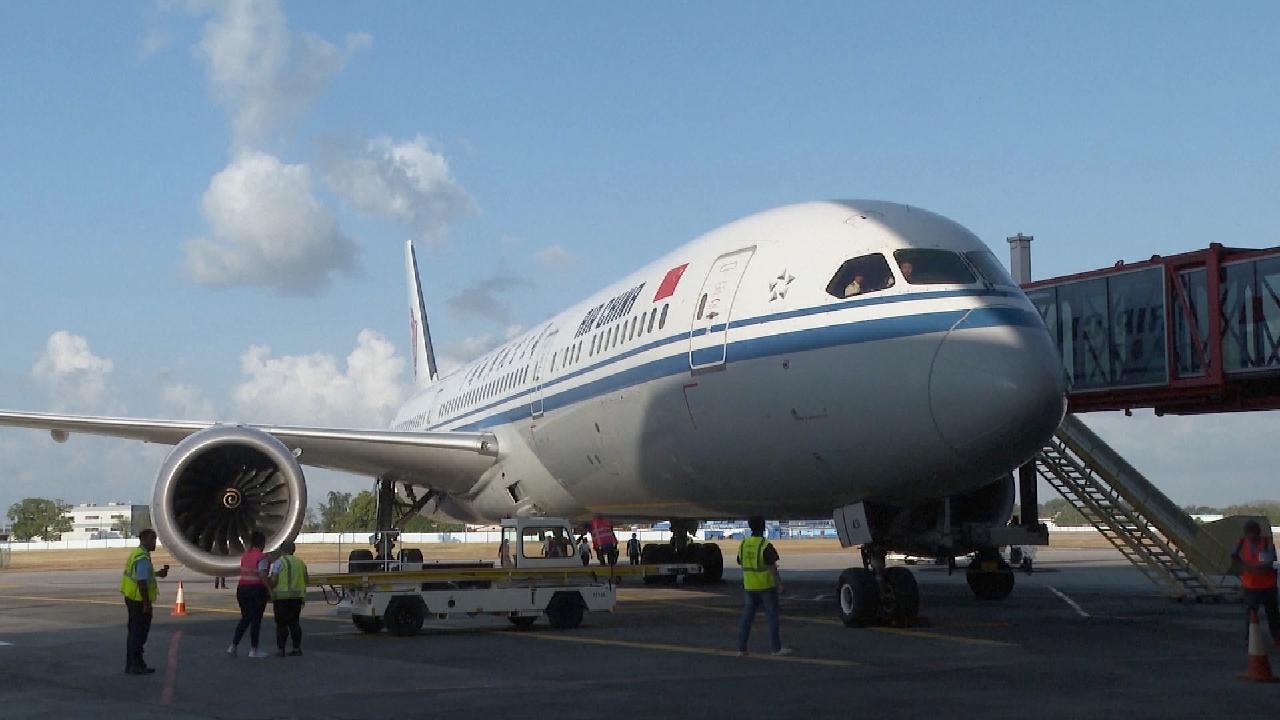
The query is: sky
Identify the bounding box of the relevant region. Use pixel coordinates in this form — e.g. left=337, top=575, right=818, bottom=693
left=2, top=1, right=1280, bottom=516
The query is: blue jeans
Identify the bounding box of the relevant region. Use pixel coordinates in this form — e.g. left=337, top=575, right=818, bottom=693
left=737, top=587, right=781, bottom=652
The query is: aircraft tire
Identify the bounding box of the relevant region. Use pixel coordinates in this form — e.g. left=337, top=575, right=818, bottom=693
left=348, top=549, right=375, bottom=573
left=837, top=568, right=879, bottom=627
left=641, top=544, right=676, bottom=585
left=882, top=566, right=920, bottom=625
left=966, top=566, right=1015, bottom=601
left=696, top=543, right=724, bottom=583
left=352, top=615, right=384, bottom=633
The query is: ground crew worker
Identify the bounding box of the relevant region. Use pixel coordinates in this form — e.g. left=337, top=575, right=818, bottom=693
left=736, top=516, right=790, bottom=656
left=269, top=540, right=308, bottom=657
left=227, top=530, right=271, bottom=658
left=589, top=516, right=618, bottom=566
left=120, top=528, right=168, bottom=675
left=627, top=533, right=641, bottom=566
left=1233, top=520, right=1279, bottom=645
left=577, top=535, right=592, bottom=566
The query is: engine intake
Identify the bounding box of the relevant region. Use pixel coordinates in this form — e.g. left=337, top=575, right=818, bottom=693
left=152, top=426, right=307, bottom=575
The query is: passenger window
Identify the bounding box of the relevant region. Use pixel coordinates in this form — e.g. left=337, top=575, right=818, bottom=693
left=659, top=304, right=669, bottom=329
left=648, top=308, right=657, bottom=333
left=629, top=316, right=637, bottom=340
left=826, top=253, right=895, bottom=299
left=893, top=249, right=977, bottom=285
left=965, top=250, right=1019, bottom=288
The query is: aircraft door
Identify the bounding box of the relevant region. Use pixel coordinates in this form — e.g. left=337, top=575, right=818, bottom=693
left=689, top=246, right=756, bottom=370
left=530, top=327, right=559, bottom=419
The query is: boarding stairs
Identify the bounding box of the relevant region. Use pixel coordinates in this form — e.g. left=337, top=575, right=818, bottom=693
left=1035, top=414, right=1236, bottom=602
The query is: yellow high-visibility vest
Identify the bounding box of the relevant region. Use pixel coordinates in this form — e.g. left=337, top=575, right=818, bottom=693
left=738, top=536, right=776, bottom=591
left=119, top=546, right=158, bottom=602
left=272, top=555, right=307, bottom=600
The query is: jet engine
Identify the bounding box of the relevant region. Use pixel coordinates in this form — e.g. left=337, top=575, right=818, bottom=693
left=152, top=426, right=307, bottom=575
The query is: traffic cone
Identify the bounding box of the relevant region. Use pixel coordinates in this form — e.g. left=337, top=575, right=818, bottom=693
left=1240, top=609, right=1276, bottom=682
left=171, top=581, right=188, bottom=617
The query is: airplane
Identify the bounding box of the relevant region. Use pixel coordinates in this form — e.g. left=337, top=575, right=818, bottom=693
left=0, top=199, right=1066, bottom=627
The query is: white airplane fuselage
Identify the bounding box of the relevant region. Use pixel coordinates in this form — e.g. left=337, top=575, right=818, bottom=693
left=391, top=200, right=1066, bottom=523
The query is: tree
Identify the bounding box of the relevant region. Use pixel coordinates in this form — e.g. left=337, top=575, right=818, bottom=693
left=319, top=491, right=352, bottom=531
left=343, top=491, right=378, bottom=530
left=1222, top=501, right=1280, bottom=526
left=7, top=498, right=73, bottom=541
left=1043, top=498, right=1090, bottom=527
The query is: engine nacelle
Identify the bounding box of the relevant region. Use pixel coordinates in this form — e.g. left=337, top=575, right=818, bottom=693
left=152, top=426, right=307, bottom=575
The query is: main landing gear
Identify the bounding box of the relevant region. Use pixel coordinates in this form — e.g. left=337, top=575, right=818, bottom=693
left=836, top=544, right=920, bottom=627
left=640, top=519, right=724, bottom=584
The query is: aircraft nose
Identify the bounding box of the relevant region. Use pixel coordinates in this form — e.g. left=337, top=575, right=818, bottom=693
left=928, top=308, right=1066, bottom=469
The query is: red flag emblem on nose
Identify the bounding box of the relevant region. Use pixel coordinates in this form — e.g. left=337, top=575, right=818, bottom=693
left=654, top=263, right=689, bottom=302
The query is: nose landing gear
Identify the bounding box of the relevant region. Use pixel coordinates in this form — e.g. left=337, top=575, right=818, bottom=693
left=836, top=544, right=921, bottom=627
left=965, top=547, right=1015, bottom=600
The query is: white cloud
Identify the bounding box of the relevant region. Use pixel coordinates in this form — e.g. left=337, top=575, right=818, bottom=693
left=193, top=0, right=369, bottom=151
left=31, top=331, right=118, bottom=412
left=320, top=135, right=476, bottom=245
left=185, top=152, right=359, bottom=294
left=232, top=330, right=406, bottom=427
left=160, top=383, right=217, bottom=420
left=533, top=244, right=577, bottom=270
left=446, top=272, right=533, bottom=326
left=436, top=326, right=525, bottom=375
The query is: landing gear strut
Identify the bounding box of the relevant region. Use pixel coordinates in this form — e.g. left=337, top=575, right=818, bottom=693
left=837, top=544, right=920, bottom=627
left=640, top=520, right=724, bottom=584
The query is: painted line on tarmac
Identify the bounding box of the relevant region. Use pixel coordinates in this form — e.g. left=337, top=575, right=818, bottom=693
left=160, top=631, right=182, bottom=705
left=0, top=640, right=12, bottom=646
left=513, top=630, right=863, bottom=668
left=657, top=600, right=1016, bottom=648
left=1047, top=586, right=1090, bottom=618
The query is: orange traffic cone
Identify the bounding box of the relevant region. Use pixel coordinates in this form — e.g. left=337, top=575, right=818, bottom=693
left=171, top=581, right=188, bottom=617
left=1241, top=609, right=1276, bottom=682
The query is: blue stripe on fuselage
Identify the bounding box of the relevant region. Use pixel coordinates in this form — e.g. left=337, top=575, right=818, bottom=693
left=421, top=296, right=1041, bottom=433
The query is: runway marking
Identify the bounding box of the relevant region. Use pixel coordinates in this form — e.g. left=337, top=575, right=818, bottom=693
left=514, top=630, right=863, bottom=668
left=0, top=640, right=12, bottom=646
left=1047, top=586, right=1090, bottom=618
left=657, top=600, right=1016, bottom=648
left=0, top=594, right=346, bottom=623
left=160, top=631, right=182, bottom=705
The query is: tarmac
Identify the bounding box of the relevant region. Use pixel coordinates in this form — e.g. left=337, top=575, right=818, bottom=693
left=0, top=547, right=1275, bottom=719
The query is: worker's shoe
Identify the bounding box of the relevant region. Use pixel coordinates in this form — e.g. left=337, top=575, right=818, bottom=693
left=225, top=644, right=237, bottom=657
left=287, top=649, right=303, bottom=657
left=248, top=648, right=270, bottom=658
left=276, top=650, right=286, bottom=658
left=125, top=667, right=156, bottom=675
left=770, top=648, right=794, bottom=656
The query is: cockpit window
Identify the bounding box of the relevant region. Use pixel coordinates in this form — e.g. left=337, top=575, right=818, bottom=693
left=893, top=249, right=977, bottom=285
left=964, top=250, right=1019, bottom=288
left=826, top=253, right=895, bottom=299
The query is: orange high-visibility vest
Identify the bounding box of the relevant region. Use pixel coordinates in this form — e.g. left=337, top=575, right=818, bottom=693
left=1238, top=537, right=1278, bottom=590
left=239, top=548, right=267, bottom=587
left=589, top=518, right=617, bottom=547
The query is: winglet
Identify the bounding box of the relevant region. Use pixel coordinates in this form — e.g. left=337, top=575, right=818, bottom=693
left=405, top=241, right=439, bottom=385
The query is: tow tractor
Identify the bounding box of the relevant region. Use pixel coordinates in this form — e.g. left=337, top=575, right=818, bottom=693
left=311, top=517, right=701, bottom=637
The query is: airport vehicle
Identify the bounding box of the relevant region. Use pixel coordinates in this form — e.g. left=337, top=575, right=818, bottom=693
left=0, top=199, right=1067, bottom=627
left=317, top=516, right=699, bottom=636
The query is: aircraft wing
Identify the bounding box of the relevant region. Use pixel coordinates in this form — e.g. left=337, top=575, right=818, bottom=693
left=0, top=410, right=498, bottom=496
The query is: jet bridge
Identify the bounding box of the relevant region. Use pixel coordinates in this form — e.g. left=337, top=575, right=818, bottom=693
left=1011, top=238, right=1280, bottom=600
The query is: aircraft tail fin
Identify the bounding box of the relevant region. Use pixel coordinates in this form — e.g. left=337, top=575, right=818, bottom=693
left=405, top=241, right=439, bottom=385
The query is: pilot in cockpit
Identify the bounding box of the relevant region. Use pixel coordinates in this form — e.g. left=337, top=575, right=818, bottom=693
left=843, top=274, right=865, bottom=297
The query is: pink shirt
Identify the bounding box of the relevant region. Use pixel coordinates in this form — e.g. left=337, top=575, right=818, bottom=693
left=238, top=548, right=268, bottom=587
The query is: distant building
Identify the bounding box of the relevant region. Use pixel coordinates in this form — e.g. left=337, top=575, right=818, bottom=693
left=63, top=503, right=150, bottom=541
left=0, top=523, right=11, bottom=542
